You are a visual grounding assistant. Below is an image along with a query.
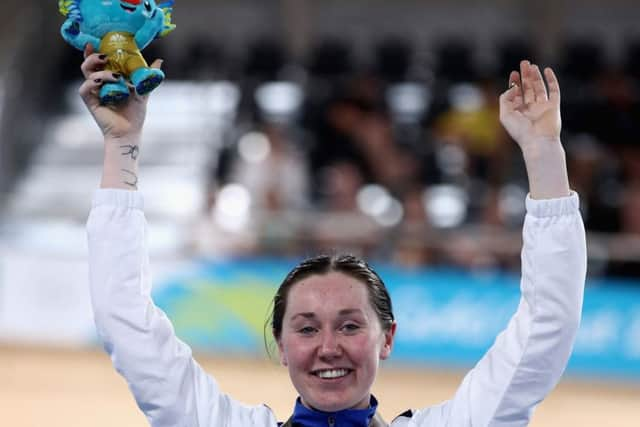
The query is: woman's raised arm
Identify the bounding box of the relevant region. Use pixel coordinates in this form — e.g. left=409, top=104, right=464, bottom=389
left=409, top=61, right=586, bottom=426
left=82, top=44, right=276, bottom=426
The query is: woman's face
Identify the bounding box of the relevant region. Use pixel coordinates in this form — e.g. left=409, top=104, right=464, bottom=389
left=277, top=272, right=396, bottom=412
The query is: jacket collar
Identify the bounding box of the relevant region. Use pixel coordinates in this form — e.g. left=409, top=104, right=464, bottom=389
left=291, top=395, right=378, bottom=426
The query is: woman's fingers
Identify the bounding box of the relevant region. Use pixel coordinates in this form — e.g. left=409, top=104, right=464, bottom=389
left=508, top=70, right=520, bottom=88
left=499, top=70, right=522, bottom=125
left=500, top=70, right=522, bottom=110
left=530, top=64, right=548, bottom=102
left=89, top=70, right=123, bottom=84
left=81, top=53, right=108, bottom=79
left=507, top=70, right=522, bottom=102
left=78, top=78, right=102, bottom=108
left=78, top=70, right=123, bottom=104
left=149, top=58, right=164, bottom=69
left=545, top=67, right=561, bottom=104
left=83, top=43, right=94, bottom=59
left=520, top=60, right=536, bottom=105
left=519, top=60, right=558, bottom=105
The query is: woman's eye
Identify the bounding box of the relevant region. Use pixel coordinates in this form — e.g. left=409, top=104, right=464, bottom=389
left=342, top=323, right=360, bottom=332
left=298, top=326, right=316, bottom=335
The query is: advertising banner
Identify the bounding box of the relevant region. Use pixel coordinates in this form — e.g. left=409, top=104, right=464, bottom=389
left=153, top=258, right=640, bottom=380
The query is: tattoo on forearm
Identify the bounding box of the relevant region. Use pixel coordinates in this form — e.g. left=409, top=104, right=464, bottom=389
left=120, top=144, right=140, bottom=160
left=121, top=169, right=139, bottom=189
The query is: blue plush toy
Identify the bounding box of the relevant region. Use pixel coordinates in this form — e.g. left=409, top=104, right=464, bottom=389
left=59, top=0, right=176, bottom=105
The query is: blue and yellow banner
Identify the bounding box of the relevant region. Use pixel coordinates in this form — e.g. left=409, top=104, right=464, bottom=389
left=153, top=258, right=640, bottom=380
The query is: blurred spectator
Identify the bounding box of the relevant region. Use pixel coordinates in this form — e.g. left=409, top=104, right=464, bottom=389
left=606, top=183, right=640, bottom=278
left=620, top=147, right=640, bottom=186
left=226, top=123, right=310, bottom=212
left=592, top=66, right=640, bottom=147
left=391, top=186, right=435, bottom=268
left=353, top=111, right=422, bottom=192
left=565, top=134, right=621, bottom=232
left=311, top=160, right=380, bottom=256
left=431, top=78, right=509, bottom=185
left=620, top=184, right=640, bottom=236
left=198, top=122, right=310, bottom=257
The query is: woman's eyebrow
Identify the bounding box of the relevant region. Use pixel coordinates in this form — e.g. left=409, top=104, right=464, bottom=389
left=337, top=308, right=365, bottom=317
left=290, top=309, right=364, bottom=320
left=290, top=312, right=316, bottom=321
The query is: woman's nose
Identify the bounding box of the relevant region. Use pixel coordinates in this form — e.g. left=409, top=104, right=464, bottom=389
left=318, top=331, right=342, bottom=358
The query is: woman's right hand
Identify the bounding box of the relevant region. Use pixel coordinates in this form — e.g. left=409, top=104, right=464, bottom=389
left=78, top=44, right=162, bottom=140
left=79, top=44, right=162, bottom=190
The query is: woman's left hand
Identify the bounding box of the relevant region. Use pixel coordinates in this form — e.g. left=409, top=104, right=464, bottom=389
left=499, top=60, right=561, bottom=149
left=499, top=60, right=570, bottom=199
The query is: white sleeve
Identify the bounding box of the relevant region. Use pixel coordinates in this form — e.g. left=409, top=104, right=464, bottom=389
left=86, top=189, right=277, bottom=427
left=406, top=192, right=587, bottom=427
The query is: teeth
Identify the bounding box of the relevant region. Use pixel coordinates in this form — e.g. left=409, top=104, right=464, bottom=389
left=316, top=369, right=349, bottom=379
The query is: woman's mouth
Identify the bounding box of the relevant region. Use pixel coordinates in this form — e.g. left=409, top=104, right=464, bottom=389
left=312, top=368, right=353, bottom=379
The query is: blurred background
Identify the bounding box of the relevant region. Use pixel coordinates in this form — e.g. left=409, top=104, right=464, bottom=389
left=1, top=0, right=639, bottom=425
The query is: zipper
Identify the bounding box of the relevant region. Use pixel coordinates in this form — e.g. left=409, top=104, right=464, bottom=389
left=328, top=415, right=335, bottom=427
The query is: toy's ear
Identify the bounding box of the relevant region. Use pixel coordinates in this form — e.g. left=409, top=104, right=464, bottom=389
left=59, top=0, right=82, bottom=20
left=157, top=0, right=176, bottom=37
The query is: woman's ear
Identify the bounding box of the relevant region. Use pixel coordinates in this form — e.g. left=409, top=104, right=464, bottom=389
left=277, top=338, right=288, bottom=366
left=379, top=322, right=397, bottom=360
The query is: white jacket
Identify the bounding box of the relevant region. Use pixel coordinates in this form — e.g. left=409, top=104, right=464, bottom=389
left=87, top=189, right=586, bottom=427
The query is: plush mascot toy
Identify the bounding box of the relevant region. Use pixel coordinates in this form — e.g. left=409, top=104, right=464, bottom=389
left=59, top=0, right=176, bottom=105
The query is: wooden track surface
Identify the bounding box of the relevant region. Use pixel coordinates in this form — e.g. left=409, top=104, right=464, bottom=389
left=1, top=345, right=638, bottom=426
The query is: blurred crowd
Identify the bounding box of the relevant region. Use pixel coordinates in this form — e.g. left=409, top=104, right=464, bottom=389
left=67, top=35, right=640, bottom=278
left=185, top=35, right=640, bottom=278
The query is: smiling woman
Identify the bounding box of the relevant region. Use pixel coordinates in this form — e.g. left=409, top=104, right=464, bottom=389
left=274, top=266, right=396, bottom=415
left=82, top=55, right=587, bottom=426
